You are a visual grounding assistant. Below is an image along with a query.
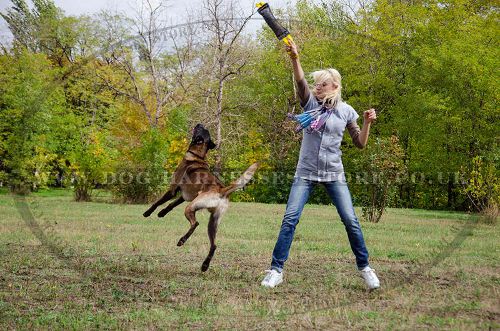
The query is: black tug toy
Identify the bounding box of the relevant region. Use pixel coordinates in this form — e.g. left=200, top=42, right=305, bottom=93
left=256, top=2, right=293, bottom=46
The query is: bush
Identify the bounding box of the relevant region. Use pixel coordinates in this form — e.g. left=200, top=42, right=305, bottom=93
left=461, top=156, right=500, bottom=225
left=70, top=130, right=111, bottom=201
left=356, top=136, right=407, bottom=223
left=7, top=146, right=58, bottom=194
left=110, top=129, right=170, bottom=204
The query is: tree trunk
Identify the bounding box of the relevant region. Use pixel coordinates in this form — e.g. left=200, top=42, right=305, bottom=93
left=214, top=79, right=224, bottom=176
left=447, top=176, right=455, bottom=209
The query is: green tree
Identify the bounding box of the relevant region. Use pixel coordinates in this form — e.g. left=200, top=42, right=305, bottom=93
left=0, top=50, right=65, bottom=192
left=1, top=0, right=81, bottom=66
left=333, top=0, right=499, bottom=210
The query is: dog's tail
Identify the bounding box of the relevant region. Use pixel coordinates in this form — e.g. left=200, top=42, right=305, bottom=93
left=220, top=162, right=259, bottom=198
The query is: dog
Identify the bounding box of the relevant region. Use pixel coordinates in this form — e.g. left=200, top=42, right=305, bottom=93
left=143, top=123, right=258, bottom=271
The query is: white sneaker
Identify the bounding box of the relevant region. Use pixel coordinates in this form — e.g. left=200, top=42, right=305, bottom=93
left=360, top=266, right=380, bottom=290
left=261, top=269, right=283, bottom=288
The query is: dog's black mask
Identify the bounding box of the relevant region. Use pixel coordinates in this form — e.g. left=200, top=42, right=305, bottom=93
left=191, top=124, right=216, bottom=150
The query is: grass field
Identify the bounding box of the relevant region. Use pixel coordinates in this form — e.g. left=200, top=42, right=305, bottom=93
left=0, top=190, right=498, bottom=330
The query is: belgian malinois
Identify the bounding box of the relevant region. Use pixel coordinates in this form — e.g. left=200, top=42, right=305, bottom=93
left=143, top=123, right=258, bottom=271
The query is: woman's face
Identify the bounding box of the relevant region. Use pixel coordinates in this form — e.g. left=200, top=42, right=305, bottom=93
left=314, top=80, right=338, bottom=99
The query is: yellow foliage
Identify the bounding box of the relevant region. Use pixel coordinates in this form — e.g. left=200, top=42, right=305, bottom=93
left=227, top=130, right=272, bottom=170
left=463, top=157, right=500, bottom=207
left=165, top=137, right=188, bottom=172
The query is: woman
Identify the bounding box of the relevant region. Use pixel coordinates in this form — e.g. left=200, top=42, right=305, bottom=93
left=261, top=40, right=380, bottom=290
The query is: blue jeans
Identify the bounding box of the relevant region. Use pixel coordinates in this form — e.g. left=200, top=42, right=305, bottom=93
left=271, top=177, right=370, bottom=272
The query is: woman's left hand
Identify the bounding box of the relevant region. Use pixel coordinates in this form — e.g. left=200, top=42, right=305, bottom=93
left=363, top=108, right=377, bottom=124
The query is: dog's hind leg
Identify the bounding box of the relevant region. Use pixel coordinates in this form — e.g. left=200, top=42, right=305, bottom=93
left=201, top=201, right=228, bottom=272
left=177, top=191, right=220, bottom=247
left=143, top=187, right=177, bottom=217
left=177, top=206, right=200, bottom=247
left=158, top=196, right=184, bottom=217
left=201, top=213, right=218, bottom=272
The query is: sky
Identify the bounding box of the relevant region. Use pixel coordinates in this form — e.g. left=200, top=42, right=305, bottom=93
left=0, top=0, right=298, bottom=45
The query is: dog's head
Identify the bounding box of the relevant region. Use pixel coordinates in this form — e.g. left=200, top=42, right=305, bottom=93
left=190, top=124, right=216, bottom=154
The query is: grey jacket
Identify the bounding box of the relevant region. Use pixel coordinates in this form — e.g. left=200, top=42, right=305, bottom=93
left=294, top=79, right=364, bottom=182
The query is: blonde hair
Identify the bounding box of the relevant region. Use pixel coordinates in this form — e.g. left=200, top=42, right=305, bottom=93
left=311, top=68, right=342, bottom=109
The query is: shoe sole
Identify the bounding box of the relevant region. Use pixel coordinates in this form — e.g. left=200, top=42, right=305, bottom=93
left=261, top=279, right=283, bottom=288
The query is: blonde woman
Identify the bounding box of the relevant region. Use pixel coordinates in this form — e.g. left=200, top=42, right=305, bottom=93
left=261, top=40, right=380, bottom=290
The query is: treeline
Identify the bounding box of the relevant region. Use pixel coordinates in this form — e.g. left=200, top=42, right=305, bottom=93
left=0, top=0, right=498, bottom=214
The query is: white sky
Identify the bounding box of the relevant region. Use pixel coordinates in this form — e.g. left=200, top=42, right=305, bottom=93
left=0, top=0, right=298, bottom=45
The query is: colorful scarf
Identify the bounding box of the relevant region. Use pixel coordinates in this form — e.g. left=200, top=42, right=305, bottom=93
left=287, top=106, right=334, bottom=133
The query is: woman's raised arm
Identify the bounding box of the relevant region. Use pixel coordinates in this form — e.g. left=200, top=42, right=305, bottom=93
left=286, top=40, right=310, bottom=106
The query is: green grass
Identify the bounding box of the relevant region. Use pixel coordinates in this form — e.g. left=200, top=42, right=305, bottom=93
left=0, top=193, right=498, bottom=330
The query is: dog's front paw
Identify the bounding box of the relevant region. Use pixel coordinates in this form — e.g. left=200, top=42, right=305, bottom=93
left=143, top=210, right=152, bottom=217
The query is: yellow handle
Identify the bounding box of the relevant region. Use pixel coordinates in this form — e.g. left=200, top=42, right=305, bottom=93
left=282, top=34, right=293, bottom=46
left=256, top=2, right=266, bottom=8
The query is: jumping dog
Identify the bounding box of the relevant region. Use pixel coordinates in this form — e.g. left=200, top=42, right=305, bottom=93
left=143, top=123, right=258, bottom=271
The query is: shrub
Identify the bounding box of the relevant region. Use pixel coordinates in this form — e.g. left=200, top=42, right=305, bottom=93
left=110, top=129, right=170, bottom=204
left=357, top=136, right=407, bottom=223
left=461, top=156, right=500, bottom=224
left=70, top=130, right=111, bottom=201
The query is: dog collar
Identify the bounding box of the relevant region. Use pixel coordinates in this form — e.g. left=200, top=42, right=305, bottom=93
left=187, top=150, right=205, bottom=159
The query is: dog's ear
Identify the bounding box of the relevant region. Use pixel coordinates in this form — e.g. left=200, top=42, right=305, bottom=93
left=208, top=139, right=216, bottom=150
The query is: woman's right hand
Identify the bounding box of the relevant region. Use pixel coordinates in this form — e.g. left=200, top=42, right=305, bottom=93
left=285, top=39, right=299, bottom=60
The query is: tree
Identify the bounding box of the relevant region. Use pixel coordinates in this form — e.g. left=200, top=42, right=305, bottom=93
left=184, top=0, right=255, bottom=175
left=0, top=50, right=66, bottom=193
left=94, top=1, right=193, bottom=128
left=1, top=0, right=81, bottom=66
left=332, top=0, right=499, bottom=210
